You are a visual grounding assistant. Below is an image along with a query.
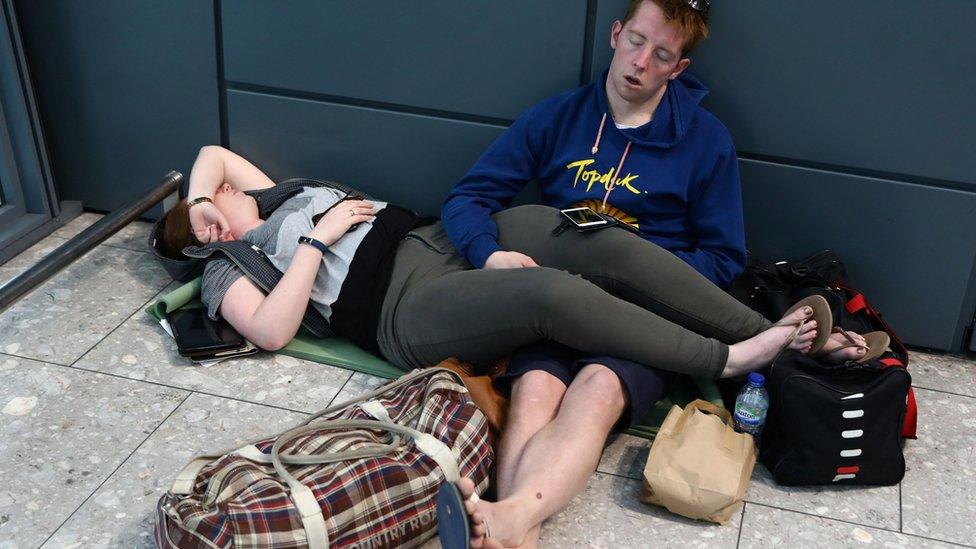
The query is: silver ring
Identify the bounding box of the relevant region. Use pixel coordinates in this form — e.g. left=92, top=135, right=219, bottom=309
left=349, top=209, right=355, bottom=216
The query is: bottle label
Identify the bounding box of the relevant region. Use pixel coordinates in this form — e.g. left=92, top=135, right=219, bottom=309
left=734, top=405, right=764, bottom=426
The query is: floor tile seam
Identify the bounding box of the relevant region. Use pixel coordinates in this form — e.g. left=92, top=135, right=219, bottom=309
left=911, top=385, right=976, bottom=400
left=0, top=351, right=313, bottom=416
left=744, top=500, right=973, bottom=547
left=740, top=497, right=898, bottom=530
left=898, top=481, right=903, bottom=533
left=52, top=226, right=151, bottom=252
left=65, top=277, right=175, bottom=368
left=56, top=279, right=343, bottom=417
left=324, top=371, right=359, bottom=408
left=595, top=469, right=639, bottom=482
left=0, top=240, right=147, bottom=305
left=898, top=527, right=976, bottom=548
left=38, top=391, right=194, bottom=549
left=736, top=502, right=746, bottom=549
left=56, top=360, right=314, bottom=416
left=10, top=234, right=148, bottom=264
left=0, top=350, right=71, bottom=367
left=182, top=387, right=312, bottom=417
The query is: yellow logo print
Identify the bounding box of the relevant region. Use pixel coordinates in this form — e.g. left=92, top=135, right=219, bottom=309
left=566, top=159, right=641, bottom=195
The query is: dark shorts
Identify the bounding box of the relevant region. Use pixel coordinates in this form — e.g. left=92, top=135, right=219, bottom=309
left=493, top=341, right=676, bottom=431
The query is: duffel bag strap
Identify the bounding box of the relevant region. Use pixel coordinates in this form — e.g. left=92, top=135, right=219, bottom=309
left=169, top=441, right=277, bottom=494
left=833, top=283, right=909, bottom=363
left=305, top=366, right=465, bottom=425
left=880, top=358, right=918, bottom=439
left=270, top=419, right=461, bottom=478
left=168, top=368, right=467, bottom=495
left=171, top=453, right=225, bottom=494
left=270, top=418, right=461, bottom=549
left=182, top=241, right=335, bottom=338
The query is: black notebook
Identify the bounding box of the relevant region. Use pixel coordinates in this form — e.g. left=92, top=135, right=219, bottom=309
left=167, top=308, right=253, bottom=359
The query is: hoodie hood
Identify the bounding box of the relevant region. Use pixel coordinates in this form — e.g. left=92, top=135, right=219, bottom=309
left=594, top=68, right=709, bottom=149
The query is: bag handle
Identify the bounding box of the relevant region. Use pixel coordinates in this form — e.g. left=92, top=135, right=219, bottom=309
left=671, top=399, right=730, bottom=431
left=305, top=366, right=464, bottom=425
left=670, top=399, right=739, bottom=451
left=169, top=368, right=466, bottom=494
left=270, top=418, right=461, bottom=549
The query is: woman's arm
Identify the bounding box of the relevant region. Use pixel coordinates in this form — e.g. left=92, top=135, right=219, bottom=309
left=187, top=145, right=275, bottom=199
left=187, top=146, right=277, bottom=242
left=217, top=199, right=377, bottom=350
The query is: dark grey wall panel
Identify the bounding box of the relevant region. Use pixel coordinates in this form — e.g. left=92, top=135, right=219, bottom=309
left=590, top=0, right=628, bottom=83
left=222, top=0, right=586, bottom=120
left=227, top=90, right=509, bottom=216
left=739, top=159, right=976, bottom=350
left=592, top=1, right=976, bottom=186
left=15, top=0, right=220, bottom=212
left=693, top=1, right=976, bottom=186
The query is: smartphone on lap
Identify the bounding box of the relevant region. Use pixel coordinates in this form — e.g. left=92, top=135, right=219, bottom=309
left=560, top=207, right=609, bottom=231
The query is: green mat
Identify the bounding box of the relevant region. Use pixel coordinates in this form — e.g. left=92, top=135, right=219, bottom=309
left=147, top=278, right=723, bottom=439
left=145, top=278, right=404, bottom=379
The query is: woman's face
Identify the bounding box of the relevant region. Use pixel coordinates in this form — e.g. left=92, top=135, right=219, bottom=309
left=212, top=183, right=260, bottom=238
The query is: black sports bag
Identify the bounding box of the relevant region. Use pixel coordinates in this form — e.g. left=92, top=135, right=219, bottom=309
left=759, top=353, right=911, bottom=486
left=729, top=250, right=917, bottom=439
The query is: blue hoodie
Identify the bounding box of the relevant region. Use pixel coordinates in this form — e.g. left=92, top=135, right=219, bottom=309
left=441, top=69, right=746, bottom=288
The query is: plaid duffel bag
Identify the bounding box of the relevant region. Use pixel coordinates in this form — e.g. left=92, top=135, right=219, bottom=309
left=154, top=367, right=493, bottom=548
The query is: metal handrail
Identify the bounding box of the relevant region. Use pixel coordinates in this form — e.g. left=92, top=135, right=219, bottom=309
left=0, top=171, right=182, bottom=314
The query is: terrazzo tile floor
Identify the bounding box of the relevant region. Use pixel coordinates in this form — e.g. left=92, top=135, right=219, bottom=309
left=1, top=213, right=974, bottom=548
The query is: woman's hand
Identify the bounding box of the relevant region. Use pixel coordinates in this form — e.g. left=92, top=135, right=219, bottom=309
left=189, top=201, right=231, bottom=243
left=484, top=250, right=539, bottom=269
left=310, top=200, right=376, bottom=246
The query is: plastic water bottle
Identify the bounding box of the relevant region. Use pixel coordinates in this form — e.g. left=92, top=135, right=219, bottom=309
left=733, top=373, right=769, bottom=443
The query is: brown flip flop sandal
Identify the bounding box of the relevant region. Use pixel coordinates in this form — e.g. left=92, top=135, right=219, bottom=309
left=858, top=331, right=891, bottom=363
left=817, top=329, right=891, bottom=363
left=776, top=295, right=832, bottom=354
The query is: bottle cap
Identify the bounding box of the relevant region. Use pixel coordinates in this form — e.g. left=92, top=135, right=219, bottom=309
left=747, top=372, right=765, bottom=386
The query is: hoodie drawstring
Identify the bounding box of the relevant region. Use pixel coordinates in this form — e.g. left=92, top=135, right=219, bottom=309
left=593, top=112, right=633, bottom=212
left=592, top=113, right=607, bottom=154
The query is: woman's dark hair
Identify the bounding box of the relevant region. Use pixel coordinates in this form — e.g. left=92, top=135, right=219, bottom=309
left=157, top=199, right=202, bottom=259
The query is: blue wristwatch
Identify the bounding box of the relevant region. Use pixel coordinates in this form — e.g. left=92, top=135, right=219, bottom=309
left=298, top=235, right=328, bottom=254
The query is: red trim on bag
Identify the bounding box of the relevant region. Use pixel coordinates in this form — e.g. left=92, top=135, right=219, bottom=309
left=878, top=357, right=917, bottom=438
left=829, top=280, right=917, bottom=438
left=880, top=358, right=904, bottom=368
left=832, top=282, right=910, bottom=366
left=846, top=294, right=867, bottom=314
left=903, top=388, right=918, bottom=439
left=836, top=465, right=860, bottom=474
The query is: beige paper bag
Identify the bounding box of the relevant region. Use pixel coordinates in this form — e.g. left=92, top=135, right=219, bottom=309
left=640, top=399, right=756, bottom=524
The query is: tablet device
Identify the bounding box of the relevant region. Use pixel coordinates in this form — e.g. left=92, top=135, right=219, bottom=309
left=168, top=308, right=247, bottom=358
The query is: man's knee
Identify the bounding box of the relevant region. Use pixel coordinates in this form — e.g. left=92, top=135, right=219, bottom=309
left=571, top=363, right=627, bottom=412
left=511, top=369, right=568, bottom=407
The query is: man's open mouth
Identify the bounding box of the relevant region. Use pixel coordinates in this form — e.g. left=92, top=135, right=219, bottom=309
left=624, top=75, right=641, bottom=86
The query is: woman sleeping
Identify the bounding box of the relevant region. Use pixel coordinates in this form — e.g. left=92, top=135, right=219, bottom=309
left=157, top=146, right=875, bottom=379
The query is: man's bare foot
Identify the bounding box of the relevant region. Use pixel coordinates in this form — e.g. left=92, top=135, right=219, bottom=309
left=722, top=307, right=818, bottom=378
left=457, top=477, right=529, bottom=549
left=817, top=330, right=868, bottom=363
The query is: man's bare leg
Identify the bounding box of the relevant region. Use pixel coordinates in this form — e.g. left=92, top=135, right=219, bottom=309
left=461, top=363, right=626, bottom=548
left=495, top=370, right=567, bottom=497
left=490, top=371, right=568, bottom=549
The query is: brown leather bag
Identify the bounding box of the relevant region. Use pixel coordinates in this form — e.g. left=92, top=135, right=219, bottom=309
left=436, top=358, right=509, bottom=446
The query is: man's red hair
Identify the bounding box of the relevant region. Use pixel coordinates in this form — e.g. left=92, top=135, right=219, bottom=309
left=623, top=0, right=709, bottom=56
